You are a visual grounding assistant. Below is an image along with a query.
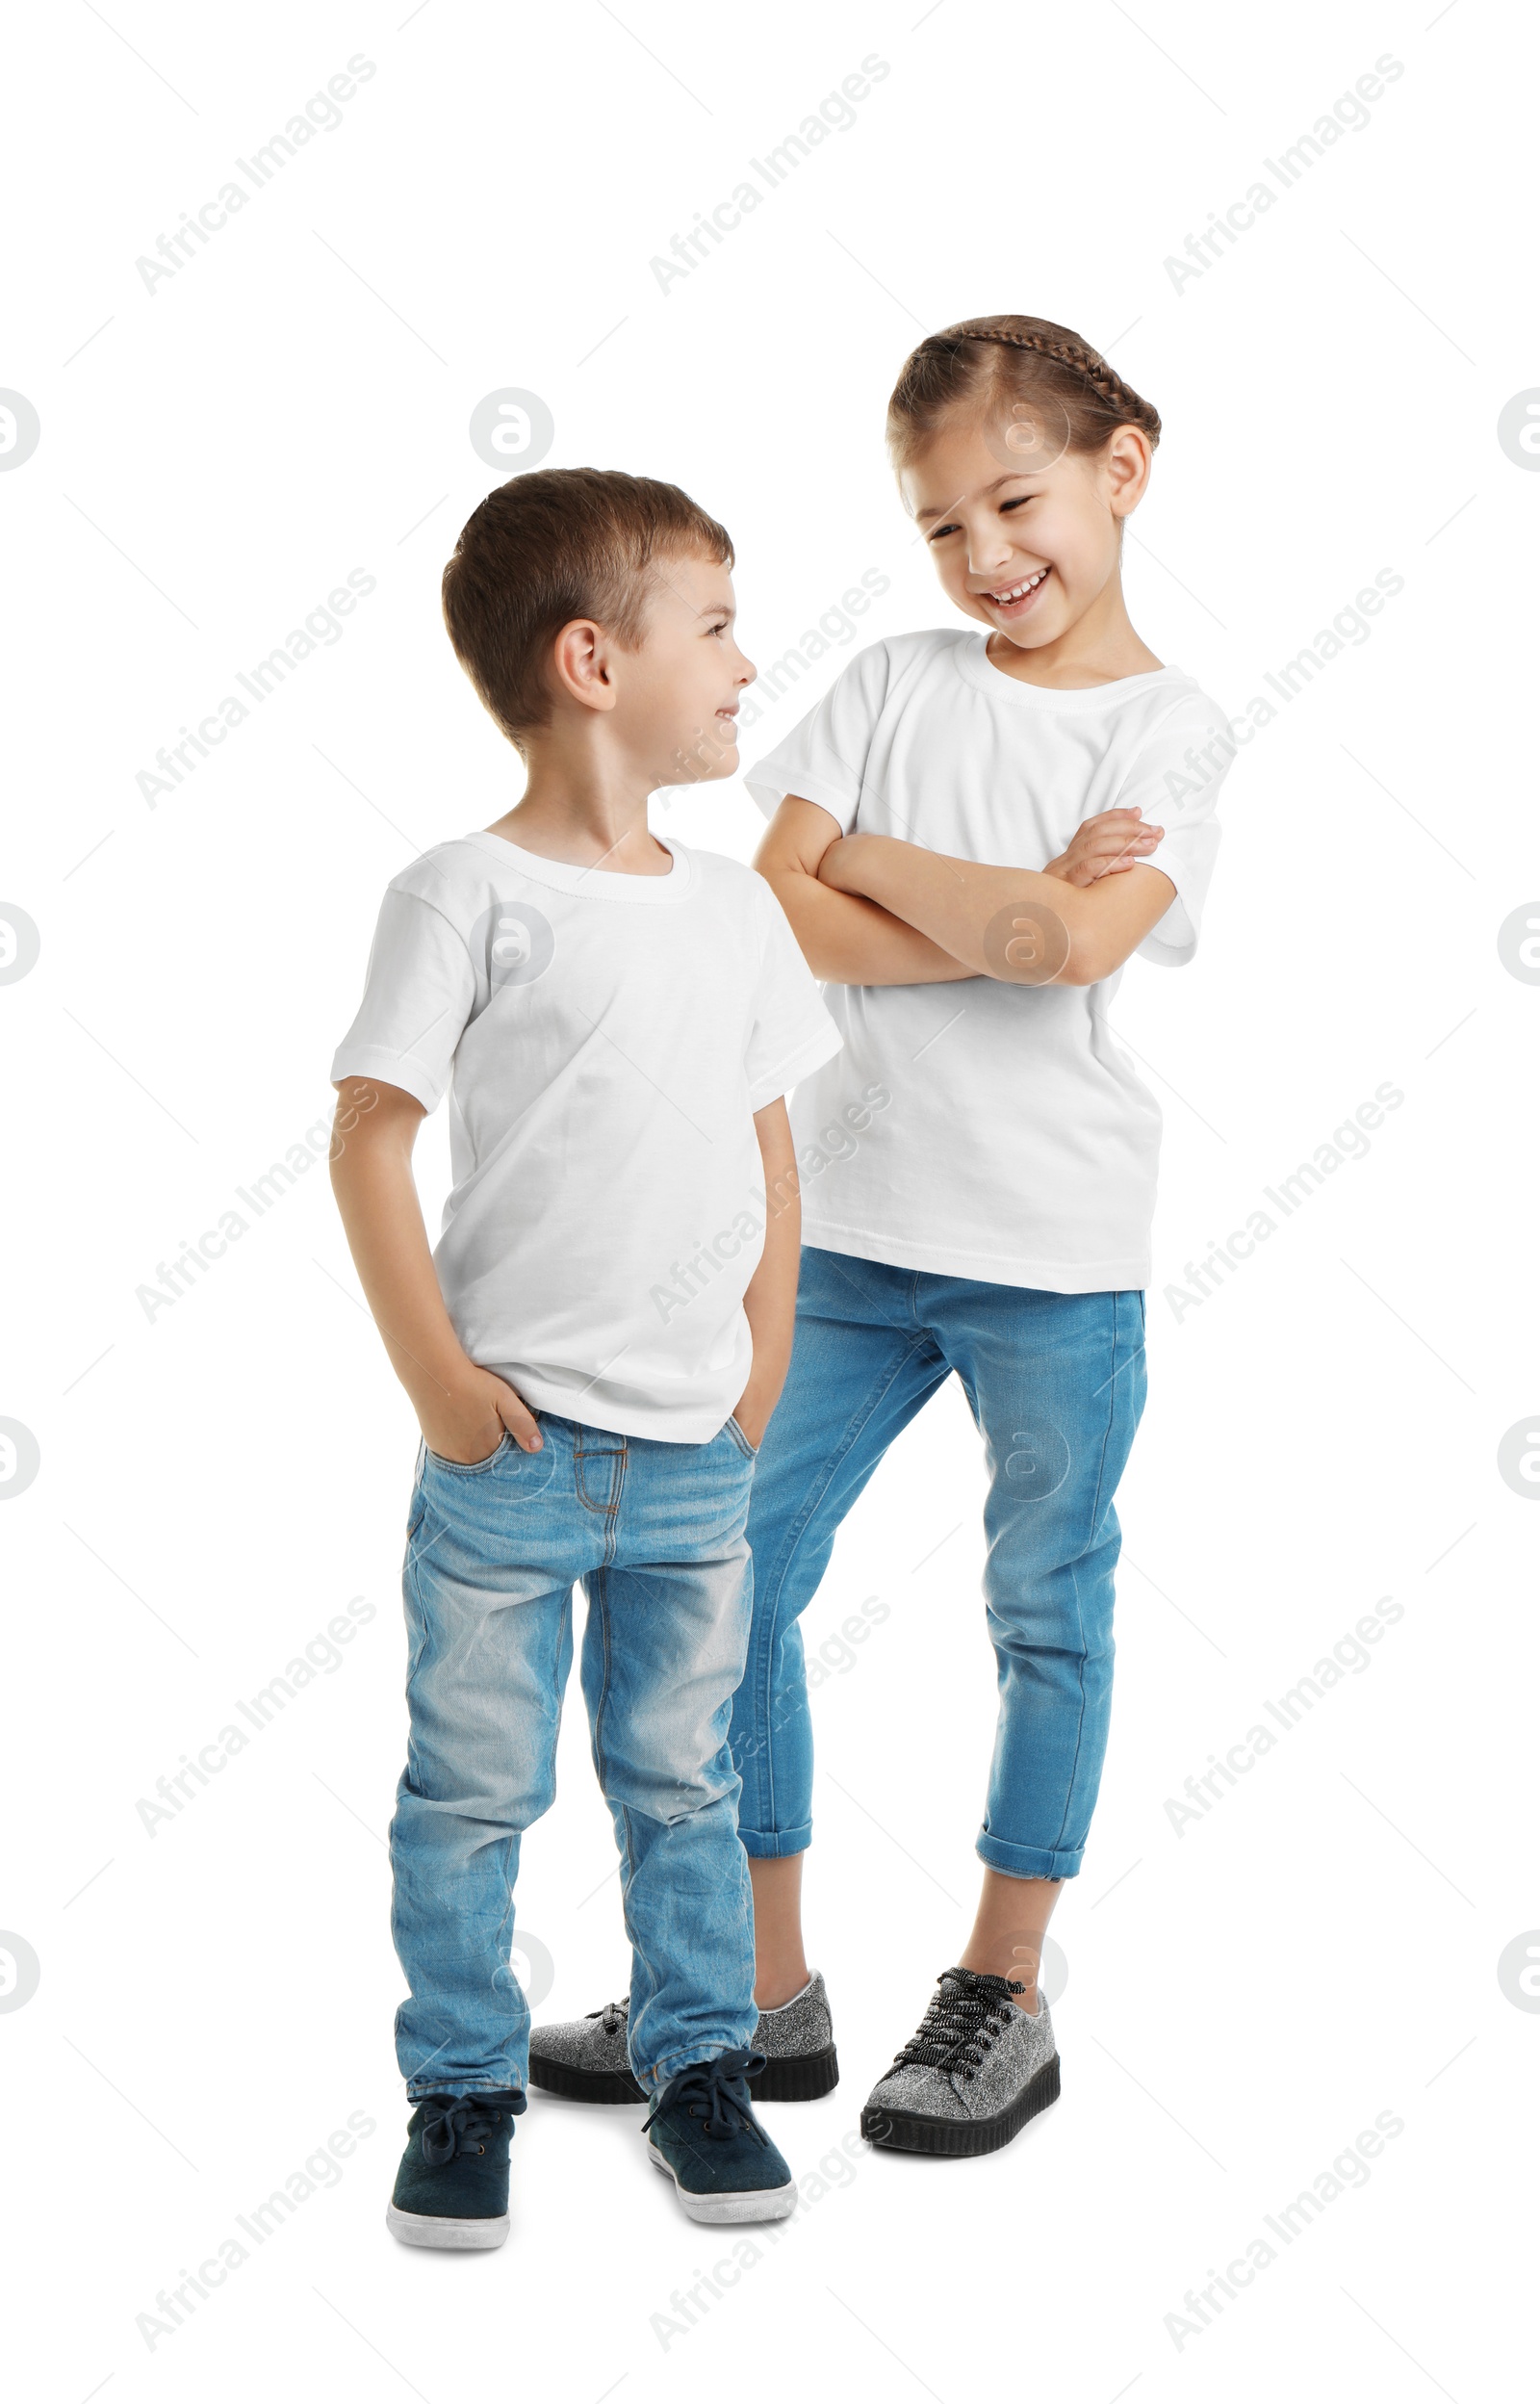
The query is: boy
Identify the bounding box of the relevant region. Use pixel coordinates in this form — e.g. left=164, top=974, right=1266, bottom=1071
left=328, top=467, right=841, bottom=2246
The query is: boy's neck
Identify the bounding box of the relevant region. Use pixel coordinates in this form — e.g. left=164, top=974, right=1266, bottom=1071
left=485, top=736, right=673, bottom=876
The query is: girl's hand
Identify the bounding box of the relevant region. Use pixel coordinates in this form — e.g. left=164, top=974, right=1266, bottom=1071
left=1044, top=808, right=1163, bottom=888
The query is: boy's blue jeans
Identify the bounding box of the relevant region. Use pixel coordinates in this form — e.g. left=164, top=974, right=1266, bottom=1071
left=730, top=1247, right=1147, bottom=1881
left=391, top=1409, right=760, bottom=2101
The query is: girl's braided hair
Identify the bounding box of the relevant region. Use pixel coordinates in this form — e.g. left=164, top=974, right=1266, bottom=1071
left=886, top=314, right=1161, bottom=467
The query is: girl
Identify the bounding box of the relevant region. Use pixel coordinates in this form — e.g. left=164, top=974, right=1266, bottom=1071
left=530, top=315, right=1231, bottom=2156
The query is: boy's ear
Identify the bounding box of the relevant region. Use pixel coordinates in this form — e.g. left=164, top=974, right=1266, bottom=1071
left=549, top=617, right=618, bottom=713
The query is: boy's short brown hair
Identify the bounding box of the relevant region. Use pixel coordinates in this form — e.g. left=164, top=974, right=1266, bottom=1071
left=441, top=467, right=733, bottom=753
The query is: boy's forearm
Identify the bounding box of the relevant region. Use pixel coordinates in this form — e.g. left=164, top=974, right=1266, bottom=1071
left=740, top=1186, right=800, bottom=1403
left=734, top=1099, right=802, bottom=1435
left=329, top=1121, right=482, bottom=1416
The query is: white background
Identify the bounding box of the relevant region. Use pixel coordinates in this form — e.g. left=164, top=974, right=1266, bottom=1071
left=2, top=2, right=1535, bottom=2398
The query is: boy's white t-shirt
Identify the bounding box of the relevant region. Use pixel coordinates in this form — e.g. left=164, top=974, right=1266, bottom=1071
left=331, top=833, right=842, bottom=1442
left=744, top=630, right=1230, bottom=1293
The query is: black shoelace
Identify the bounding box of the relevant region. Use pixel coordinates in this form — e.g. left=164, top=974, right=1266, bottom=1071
left=642, top=2047, right=767, bottom=2141
left=889, top=1967, right=1026, bottom=2083
left=419, top=2090, right=525, bottom=2165
left=590, top=2000, right=629, bottom=2035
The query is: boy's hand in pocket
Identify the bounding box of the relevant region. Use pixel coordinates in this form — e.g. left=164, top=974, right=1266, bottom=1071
left=420, top=1368, right=543, bottom=1462
left=1044, top=808, right=1163, bottom=887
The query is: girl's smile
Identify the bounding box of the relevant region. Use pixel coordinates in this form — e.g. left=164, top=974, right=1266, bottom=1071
left=976, top=563, right=1053, bottom=618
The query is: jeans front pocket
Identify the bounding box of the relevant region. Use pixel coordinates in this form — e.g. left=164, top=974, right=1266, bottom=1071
left=406, top=1446, right=428, bottom=1539
left=423, top=1422, right=558, bottom=1498
left=726, top=1413, right=760, bottom=1460
left=424, top=1430, right=515, bottom=1476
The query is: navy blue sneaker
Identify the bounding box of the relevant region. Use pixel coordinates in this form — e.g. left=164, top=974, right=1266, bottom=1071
left=643, top=2049, right=798, bottom=2224
left=386, top=2089, right=526, bottom=2250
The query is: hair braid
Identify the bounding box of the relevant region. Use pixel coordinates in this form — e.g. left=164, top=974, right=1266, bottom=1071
left=886, top=313, right=1162, bottom=464
left=937, top=323, right=1161, bottom=446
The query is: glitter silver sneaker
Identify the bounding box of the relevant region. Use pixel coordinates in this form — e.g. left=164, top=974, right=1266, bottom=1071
left=529, top=1973, right=838, bottom=2105
left=860, top=1967, right=1060, bottom=2158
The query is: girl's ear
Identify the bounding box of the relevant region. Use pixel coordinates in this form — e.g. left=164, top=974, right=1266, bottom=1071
left=549, top=618, right=617, bottom=713
left=1102, top=427, right=1153, bottom=520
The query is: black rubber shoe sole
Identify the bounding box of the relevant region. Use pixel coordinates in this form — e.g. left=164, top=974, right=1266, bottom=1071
left=756, top=2043, right=839, bottom=2102
left=528, top=2055, right=645, bottom=2104
left=860, top=2052, right=1061, bottom=2157
left=528, top=2043, right=839, bottom=2107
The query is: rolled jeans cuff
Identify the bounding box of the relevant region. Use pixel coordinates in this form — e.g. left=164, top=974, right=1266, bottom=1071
left=975, top=1830, right=1084, bottom=1881
left=637, top=2039, right=754, bottom=2098
left=737, top=1821, right=812, bottom=1860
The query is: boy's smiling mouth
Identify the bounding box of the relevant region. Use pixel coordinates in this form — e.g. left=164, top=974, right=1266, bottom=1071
left=978, top=565, right=1052, bottom=615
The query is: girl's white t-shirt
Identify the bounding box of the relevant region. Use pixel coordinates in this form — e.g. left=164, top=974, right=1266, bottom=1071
left=330, top=833, right=841, bottom=1441
left=744, top=630, right=1231, bottom=1293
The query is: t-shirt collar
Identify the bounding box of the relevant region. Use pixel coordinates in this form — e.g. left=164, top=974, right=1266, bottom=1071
left=463, top=829, right=693, bottom=901
left=956, top=632, right=1185, bottom=710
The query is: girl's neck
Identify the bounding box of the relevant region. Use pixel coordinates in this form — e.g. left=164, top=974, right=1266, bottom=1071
left=984, top=578, right=1163, bottom=690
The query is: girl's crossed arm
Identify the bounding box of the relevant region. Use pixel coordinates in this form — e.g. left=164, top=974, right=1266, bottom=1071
left=756, top=794, right=1172, bottom=988
left=820, top=829, right=1175, bottom=988
left=755, top=796, right=977, bottom=986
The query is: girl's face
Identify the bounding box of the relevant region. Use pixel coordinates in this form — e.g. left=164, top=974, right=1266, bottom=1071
left=899, top=409, right=1150, bottom=657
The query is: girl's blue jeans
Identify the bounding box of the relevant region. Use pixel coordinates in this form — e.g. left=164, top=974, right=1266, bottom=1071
left=730, top=1246, right=1148, bottom=1882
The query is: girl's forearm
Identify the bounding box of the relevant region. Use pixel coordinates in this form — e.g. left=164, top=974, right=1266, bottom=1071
left=820, top=834, right=1074, bottom=980
left=754, top=796, right=977, bottom=988
left=759, top=859, right=977, bottom=986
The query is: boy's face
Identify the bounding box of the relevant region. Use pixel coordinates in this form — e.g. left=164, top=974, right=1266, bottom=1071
left=620, top=551, right=756, bottom=788
left=901, top=414, right=1144, bottom=656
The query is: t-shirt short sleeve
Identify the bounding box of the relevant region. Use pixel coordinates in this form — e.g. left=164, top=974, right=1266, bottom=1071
left=329, top=886, right=475, bottom=1112
left=1115, top=690, right=1230, bottom=968
left=743, top=643, right=892, bottom=837
left=743, top=882, right=843, bottom=1111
